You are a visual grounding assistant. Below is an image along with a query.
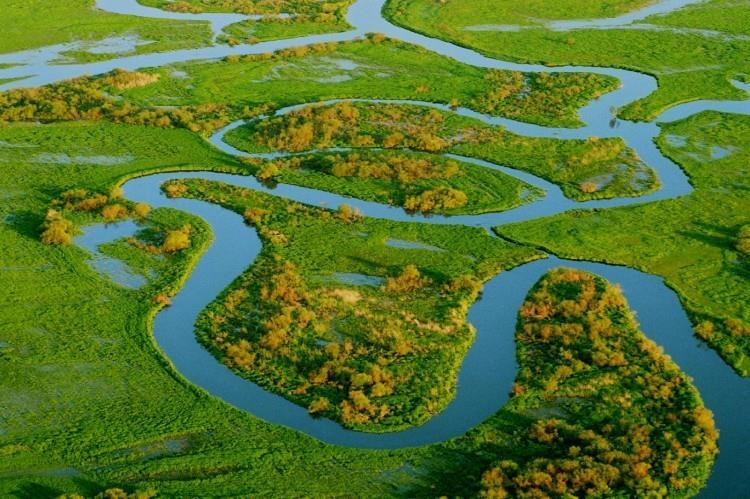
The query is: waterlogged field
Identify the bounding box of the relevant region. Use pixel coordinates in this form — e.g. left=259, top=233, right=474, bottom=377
left=499, top=111, right=750, bottom=375
left=0, top=0, right=212, bottom=56
left=115, top=38, right=618, bottom=128
left=385, top=0, right=750, bottom=119
left=385, top=0, right=655, bottom=27
left=0, top=0, right=352, bottom=62
left=0, top=0, right=747, bottom=496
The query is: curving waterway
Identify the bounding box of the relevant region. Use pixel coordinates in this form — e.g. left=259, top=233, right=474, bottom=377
left=84, top=169, right=750, bottom=498
left=4, top=0, right=750, bottom=496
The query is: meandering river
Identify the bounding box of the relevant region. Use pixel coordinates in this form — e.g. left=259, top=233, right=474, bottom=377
left=5, top=0, right=749, bottom=496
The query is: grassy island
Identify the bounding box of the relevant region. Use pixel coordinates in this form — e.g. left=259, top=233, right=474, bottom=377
left=499, top=112, right=750, bottom=375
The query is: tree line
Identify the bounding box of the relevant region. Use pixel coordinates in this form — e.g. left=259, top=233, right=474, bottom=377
left=0, top=69, right=269, bottom=134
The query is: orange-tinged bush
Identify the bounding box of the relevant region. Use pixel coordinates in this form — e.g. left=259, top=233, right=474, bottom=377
left=40, top=209, right=76, bottom=245
left=161, top=226, right=191, bottom=253
left=384, top=264, right=430, bottom=293
left=101, top=204, right=129, bottom=221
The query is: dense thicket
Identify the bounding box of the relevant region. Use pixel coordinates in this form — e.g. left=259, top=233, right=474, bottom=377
left=165, top=177, right=533, bottom=431
left=235, top=101, right=657, bottom=200
left=156, top=0, right=352, bottom=16
left=249, top=152, right=479, bottom=214
left=0, top=70, right=268, bottom=133
left=478, top=269, right=717, bottom=497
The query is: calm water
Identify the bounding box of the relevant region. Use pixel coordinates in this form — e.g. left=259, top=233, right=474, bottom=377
left=75, top=220, right=147, bottom=289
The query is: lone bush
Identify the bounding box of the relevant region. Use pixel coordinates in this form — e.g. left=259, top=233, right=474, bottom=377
left=40, top=209, right=76, bottom=245
left=162, top=225, right=192, bottom=253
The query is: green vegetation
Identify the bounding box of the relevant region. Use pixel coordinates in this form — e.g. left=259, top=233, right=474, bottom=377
left=737, top=224, right=750, bottom=255
left=219, top=16, right=352, bottom=45
left=0, top=0, right=212, bottom=56
left=139, top=0, right=353, bottom=16
left=246, top=150, right=538, bottom=215
left=228, top=101, right=658, bottom=200
left=478, top=268, right=717, bottom=497
left=115, top=37, right=618, bottom=128
left=654, top=0, right=750, bottom=36
left=384, top=0, right=750, bottom=120
left=0, top=68, right=651, bottom=206
left=387, top=0, right=653, bottom=27
left=0, top=61, right=647, bottom=203
left=0, top=35, right=618, bottom=131
left=499, top=111, right=750, bottom=375
left=0, top=70, right=271, bottom=133
left=0, top=0, right=739, bottom=495
left=164, top=176, right=539, bottom=431
left=0, top=116, right=720, bottom=496
left=0, top=121, right=421, bottom=497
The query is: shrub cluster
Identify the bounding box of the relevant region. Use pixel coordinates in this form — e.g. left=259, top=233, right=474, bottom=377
left=250, top=102, right=462, bottom=153
left=736, top=224, right=750, bottom=255
left=478, top=70, right=616, bottom=125
left=164, top=0, right=353, bottom=16
left=166, top=178, right=490, bottom=431
left=403, top=187, right=468, bottom=213
left=0, top=70, right=268, bottom=133
left=480, top=269, right=718, bottom=498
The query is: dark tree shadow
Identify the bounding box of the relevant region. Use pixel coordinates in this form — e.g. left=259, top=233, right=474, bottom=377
left=677, top=221, right=737, bottom=250
left=12, top=482, right=63, bottom=499
left=4, top=209, right=46, bottom=242
left=10, top=475, right=101, bottom=498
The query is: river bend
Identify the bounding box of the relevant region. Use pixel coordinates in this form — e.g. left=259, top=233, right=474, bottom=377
left=3, top=0, right=749, bottom=496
